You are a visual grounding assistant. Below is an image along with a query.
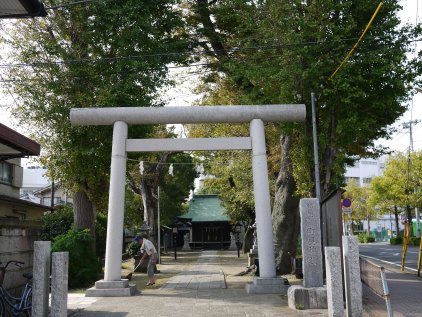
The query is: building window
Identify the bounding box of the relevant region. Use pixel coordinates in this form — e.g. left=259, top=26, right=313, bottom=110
left=345, top=177, right=360, bottom=184
left=363, top=177, right=372, bottom=184
left=362, top=161, right=377, bottom=165
left=0, top=162, right=13, bottom=185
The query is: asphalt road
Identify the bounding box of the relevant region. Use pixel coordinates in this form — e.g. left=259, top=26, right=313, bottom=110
left=359, top=242, right=421, bottom=271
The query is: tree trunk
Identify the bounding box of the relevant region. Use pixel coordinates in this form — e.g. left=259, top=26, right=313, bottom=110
left=366, top=216, right=370, bottom=235
left=242, top=224, right=254, bottom=253
left=394, top=205, right=400, bottom=237
left=73, top=189, right=96, bottom=235
left=272, top=135, right=301, bottom=274
left=140, top=180, right=158, bottom=237
left=73, top=189, right=96, bottom=253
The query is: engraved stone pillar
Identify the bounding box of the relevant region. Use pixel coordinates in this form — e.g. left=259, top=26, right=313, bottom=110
left=32, top=241, right=51, bottom=317
left=229, top=233, right=237, bottom=250
left=343, top=236, right=363, bottom=317
left=181, top=233, right=191, bottom=251
left=325, top=247, right=344, bottom=317
left=300, top=198, right=323, bottom=288
left=51, top=252, right=69, bottom=317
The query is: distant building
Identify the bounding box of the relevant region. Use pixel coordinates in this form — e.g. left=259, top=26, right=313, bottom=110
left=344, top=156, right=386, bottom=187
left=177, top=194, right=232, bottom=249
left=33, top=182, right=72, bottom=207
left=20, top=168, right=72, bottom=207
left=344, top=155, right=404, bottom=240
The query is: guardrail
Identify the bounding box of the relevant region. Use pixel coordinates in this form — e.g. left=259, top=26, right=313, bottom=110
left=360, top=257, right=393, bottom=317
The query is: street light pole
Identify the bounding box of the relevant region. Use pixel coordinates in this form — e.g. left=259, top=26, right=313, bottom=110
left=157, top=186, right=161, bottom=264
left=311, top=92, right=321, bottom=201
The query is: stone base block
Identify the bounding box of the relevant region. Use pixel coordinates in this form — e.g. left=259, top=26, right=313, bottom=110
left=245, top=277, right=289, bottom=294
left=247, top=252, right=257, bottom=267
left=85, top=279, right=138, bottom=297
left=287, top=285, right=327, bottom=310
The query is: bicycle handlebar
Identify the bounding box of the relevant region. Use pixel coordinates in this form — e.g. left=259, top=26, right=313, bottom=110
left=0, top=260, right=25, bottom=270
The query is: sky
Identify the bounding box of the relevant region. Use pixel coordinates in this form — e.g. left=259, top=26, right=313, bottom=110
left=0, top=0, right=421, bottom=154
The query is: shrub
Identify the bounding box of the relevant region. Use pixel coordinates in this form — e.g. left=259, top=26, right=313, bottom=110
left=52, top=229, right=101, bottom=288
left=357, top=232, right=375, bottom=243
left=95, top=212, right=107, bottom=258
left=41, top=206, right=108, bottom=259
left=40, top=206, right=73, bottom=241
left=390, top=236, right=403, bottom=245
left=126, top=241, right=140, bottom=258
left=409, top=237, right=421, bottom=246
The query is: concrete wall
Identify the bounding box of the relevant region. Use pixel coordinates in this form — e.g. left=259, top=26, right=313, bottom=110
left=0, top=218, right=42, bottom=293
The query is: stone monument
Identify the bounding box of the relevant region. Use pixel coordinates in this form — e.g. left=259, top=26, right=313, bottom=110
left=343, top=235, right=362, bottom=317
left=181, top=233, right=191, bottom=251
left=288, top=198, right=327, bottom=310
left=325, top=247, right=344, bottom=317
left=229, top=232, right=237, bottom=250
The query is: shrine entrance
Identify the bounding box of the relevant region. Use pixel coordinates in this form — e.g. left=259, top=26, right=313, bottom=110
left=70, top=104, right=305, bottom=295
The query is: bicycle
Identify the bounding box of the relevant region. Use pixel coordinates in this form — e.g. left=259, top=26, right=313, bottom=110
left=0, top=260, right=32, bottom=317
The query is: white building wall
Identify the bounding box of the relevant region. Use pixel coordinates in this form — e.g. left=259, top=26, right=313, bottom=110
left=344, top=156, right=386, bottom=186
left=21, top=168, right=50, bottom=195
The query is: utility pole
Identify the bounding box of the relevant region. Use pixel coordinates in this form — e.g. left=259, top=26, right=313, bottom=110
left=311, top=92, right=321, bottom=201
left=403, top=120, right=420, bottom=237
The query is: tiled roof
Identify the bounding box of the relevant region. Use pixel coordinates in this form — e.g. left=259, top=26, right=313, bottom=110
left=178, top=194, right=230, bottom=222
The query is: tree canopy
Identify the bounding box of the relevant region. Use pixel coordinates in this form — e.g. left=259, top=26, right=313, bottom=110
left=184, top=0, right=421, bottom=272
left=371, top=151, right=422, bottom=219
left=1, top=0, right=192, bottom=232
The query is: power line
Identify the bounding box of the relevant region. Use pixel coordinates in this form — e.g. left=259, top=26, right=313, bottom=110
left=45, top=0, right=96, bottom=10
left=1, top=35, right=414, bottom=70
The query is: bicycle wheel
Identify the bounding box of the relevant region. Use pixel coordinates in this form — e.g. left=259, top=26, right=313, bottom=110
left=23, top=288, right=31, bottom=317
left=0, top=296, right=5, bottom=317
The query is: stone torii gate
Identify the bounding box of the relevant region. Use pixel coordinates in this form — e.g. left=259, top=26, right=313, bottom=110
left=70, top=104, right=305, bottom=296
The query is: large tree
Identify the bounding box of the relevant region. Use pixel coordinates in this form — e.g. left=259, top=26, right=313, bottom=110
left=185, top=0, right=421, bottom=272
left=1, top=1, right=190, bottom=236
left=370, top=151, right=422, bottom=236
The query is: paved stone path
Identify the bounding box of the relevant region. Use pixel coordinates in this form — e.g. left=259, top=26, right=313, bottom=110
left=161, top=252, right=226, bottom=290
left=70, top=250, right=329, bottom=317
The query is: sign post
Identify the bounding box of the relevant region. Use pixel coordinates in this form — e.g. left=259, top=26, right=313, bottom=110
left=342, top=198, right=352, bottom=235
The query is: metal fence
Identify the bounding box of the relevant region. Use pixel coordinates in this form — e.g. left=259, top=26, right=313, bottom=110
left=360, top=257, right=393, bottom=317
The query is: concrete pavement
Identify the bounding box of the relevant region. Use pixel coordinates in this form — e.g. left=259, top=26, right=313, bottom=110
left=68, top=250, right=329, bottom=317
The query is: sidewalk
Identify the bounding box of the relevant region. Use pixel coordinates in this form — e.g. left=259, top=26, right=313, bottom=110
left=68, top=250, right=329, bottom=317
left=362, top=257, right=422, bottom=317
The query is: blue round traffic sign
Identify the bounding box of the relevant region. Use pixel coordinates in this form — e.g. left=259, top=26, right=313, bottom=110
left=342, top=198, right=352, bottom=208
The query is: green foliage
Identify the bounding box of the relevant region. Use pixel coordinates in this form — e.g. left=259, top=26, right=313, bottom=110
left=52, top=229, right=101, bottom=288
left=40, top=206, right=73, bottom=241
left=409, top=237, right=421, bottom=246
left=344, top=180, right=375, bottom=228
left=126, top=241, right=140, bottom=259
left=390, top=236, right=403, bottom=245
left=371, top=151, right=422, bottom=213
left=158, top=153, right=199, bottom=224
left=2, top=0, right=192, bottom=233
left=41, top=206, right=108, bottom=258
left=357, top=232, right=375, bottom=243
left=95, top=212, right=107, bottom=258
left=186, top=0, right=421, bottom=198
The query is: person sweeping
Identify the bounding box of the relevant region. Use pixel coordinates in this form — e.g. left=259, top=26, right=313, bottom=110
left=134, top=235, right=158, bottom=286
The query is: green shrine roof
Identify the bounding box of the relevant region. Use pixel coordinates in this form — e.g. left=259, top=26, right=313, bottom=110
left=178, top=194, right=230, bottom=222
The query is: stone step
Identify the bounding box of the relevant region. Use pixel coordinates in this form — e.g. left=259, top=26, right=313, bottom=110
left=85, top=284, right=137, bottom=297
